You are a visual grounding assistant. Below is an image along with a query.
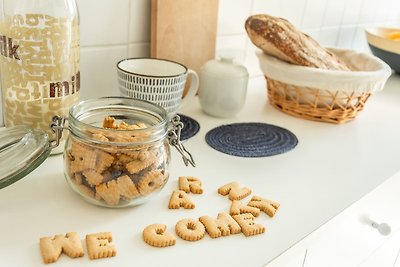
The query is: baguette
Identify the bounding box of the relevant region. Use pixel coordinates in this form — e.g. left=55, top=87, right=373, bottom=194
left=245, top=14, right=350, bottom=71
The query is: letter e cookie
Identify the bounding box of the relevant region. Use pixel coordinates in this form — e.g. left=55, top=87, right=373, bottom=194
left=86, top=232, right=117, bottom=260
left=233, top=213, right=265, bottom=237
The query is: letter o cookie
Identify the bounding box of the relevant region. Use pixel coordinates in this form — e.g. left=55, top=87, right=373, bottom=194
left=175, top=219, right=205, bottom=242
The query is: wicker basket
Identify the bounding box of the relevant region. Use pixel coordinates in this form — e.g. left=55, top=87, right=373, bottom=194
left=266, top=77, right=372, bottom=124
left=258, top=48, right=391, bottom=124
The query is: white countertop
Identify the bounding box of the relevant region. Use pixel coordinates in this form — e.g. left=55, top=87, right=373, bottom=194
left=1, top=74, right=400, bottom=267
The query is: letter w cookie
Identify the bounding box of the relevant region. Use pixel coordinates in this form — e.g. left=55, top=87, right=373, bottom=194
left=39, top=232, right=84, bottom=264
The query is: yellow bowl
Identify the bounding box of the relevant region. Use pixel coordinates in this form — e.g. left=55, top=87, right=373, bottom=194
left=365, top=27, right=400, bottom=73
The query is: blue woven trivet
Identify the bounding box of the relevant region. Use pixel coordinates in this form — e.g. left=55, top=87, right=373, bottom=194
left=205, top=122, right=298, bottom=157
left=178, top=114, right=200, bottom=141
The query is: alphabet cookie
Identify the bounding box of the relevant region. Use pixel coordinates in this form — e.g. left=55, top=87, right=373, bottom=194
left=233, top=213, right=265, bottom=237
left=248, top=196, right=280, bottom=217
left=168, top=190, right=195, bottom=209
left=199, top=213, right=241, bottom=238
left=230, top=200, right=260, bottom=217
left=86, top=232, right=117, bottom=260
left=39, top=232, right=84, bottom=264
left=143, top=224, right=176, bottom=248
left=178, top=176, right=203, bottom=194
left=175, top=219, right=206, bottom=241
left=218, top=182, right=252, bottom=201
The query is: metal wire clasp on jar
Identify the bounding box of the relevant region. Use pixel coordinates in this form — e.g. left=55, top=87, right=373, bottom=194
left=50, top=97, right=195, bottom=208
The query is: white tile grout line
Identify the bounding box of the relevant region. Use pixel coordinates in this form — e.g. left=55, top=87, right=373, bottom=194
left=334, top=0, right=349, bottom=47
left=299, top=0, right=308, bottom=29
left=243, top=0, right=255, bottom=63
left=350, top=0, right=366, bottom=49
left=125, top=0, right=132, bottom=58
left=319, top=0, right=330, bottom=37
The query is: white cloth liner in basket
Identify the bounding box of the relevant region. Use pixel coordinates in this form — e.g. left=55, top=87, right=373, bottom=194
left=257, top=48, right=392, bottom=93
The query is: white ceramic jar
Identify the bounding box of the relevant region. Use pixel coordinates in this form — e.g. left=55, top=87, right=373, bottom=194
left=198, top=56, right=249, bottom=117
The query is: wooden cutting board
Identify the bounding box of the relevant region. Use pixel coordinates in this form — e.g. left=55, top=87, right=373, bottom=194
left=151, top=0, right=219, bottom=79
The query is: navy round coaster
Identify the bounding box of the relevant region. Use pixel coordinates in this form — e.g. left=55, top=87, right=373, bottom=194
left=178, top=114, right=200, bottom=141
left=205, top=122, right=298, bottom=157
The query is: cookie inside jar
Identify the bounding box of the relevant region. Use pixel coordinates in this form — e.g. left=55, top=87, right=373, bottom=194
left=64, top=97, right=170, bottom=208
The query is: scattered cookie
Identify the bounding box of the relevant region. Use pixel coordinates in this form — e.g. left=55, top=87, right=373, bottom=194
left=199, top=213, right=242, bottom=238
left=178, top=176, right=203, bottom=194
left=96, top=175, right=140, bottom=206
left=175, top=219, right=206, bottom=241
left=86, top=232, right=117, bottom=260
left=95, top=150, right=114, bottom=173
left=248, top=196, right=280, bottom=217
left=83, top=170, right=104, bottom=186
left=92, top=133, right=110, bottom=142
left=143, top=224, right=176, bottom=248
left=137, top=169, right=166, bottom=196
left=39, top=232, right=84, bottom=264
left=75, top=184, right=96, bottom=199
left=68, top=142, right=97, bottom=174
left=218, top=182, right=252, bottom=201
left=103, top=116, right=118, bottom=129
left=230, top=200, right=260, bottom=217
left=233, top=213, right=265, bottom=237
left=125, top=152, right=156, bottom=174
left=168, top=190, right=195, bottom=209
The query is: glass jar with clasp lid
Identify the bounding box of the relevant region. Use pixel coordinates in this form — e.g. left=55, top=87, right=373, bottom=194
left=0, top=97, right=195, bottom=208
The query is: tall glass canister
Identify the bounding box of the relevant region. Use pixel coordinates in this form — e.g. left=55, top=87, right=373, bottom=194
left=0, top=0, right=80, bottom=153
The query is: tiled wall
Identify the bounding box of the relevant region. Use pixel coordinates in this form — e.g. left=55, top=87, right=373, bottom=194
left=0, top=0, right=400, bottom=126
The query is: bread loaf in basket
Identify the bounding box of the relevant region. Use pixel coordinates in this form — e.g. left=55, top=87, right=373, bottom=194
left=245, top=14, right=392, bottom=124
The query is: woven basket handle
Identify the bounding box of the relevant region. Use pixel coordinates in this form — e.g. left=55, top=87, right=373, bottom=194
left=180, top=69, right=199, bottom=109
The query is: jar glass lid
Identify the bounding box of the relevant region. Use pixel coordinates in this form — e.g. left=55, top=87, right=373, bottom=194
left=0, top=126, right=51, bottom=189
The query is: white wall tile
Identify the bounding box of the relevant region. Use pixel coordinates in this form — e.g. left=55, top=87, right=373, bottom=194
left=217, top=0, right=252, bottom=35
left=216, top=34, right=248, bottom=62
left=301, top=0, right=328, bottom=29
left=77, top=0, right=130, bottom=46
left=374, top=0, right=391, bottom=23
left=337, top=26, right=357, bottom=49
left=80, top=46, right=127, bottom=100
left=341, top=0, right=363, bottom=26
left=128, top=0, right=151, bottom=43
left=279, top=0, right=307, bottom=27
left=358, top=0, right=380, bottom=24
left=352, top=26, right=370, bottom=52
left=128, top=43, right=150, bottom=58
left=386, top=21, right=400, bottom=27
left=244, top=41, right=264, bottom=77
left=387, top=0, right=400, bottom=23
left=318, top=27, right=341, bottom=47
left=323, top=0, right=346, bottom=27
left=251, top=0, right=281, bottom=17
